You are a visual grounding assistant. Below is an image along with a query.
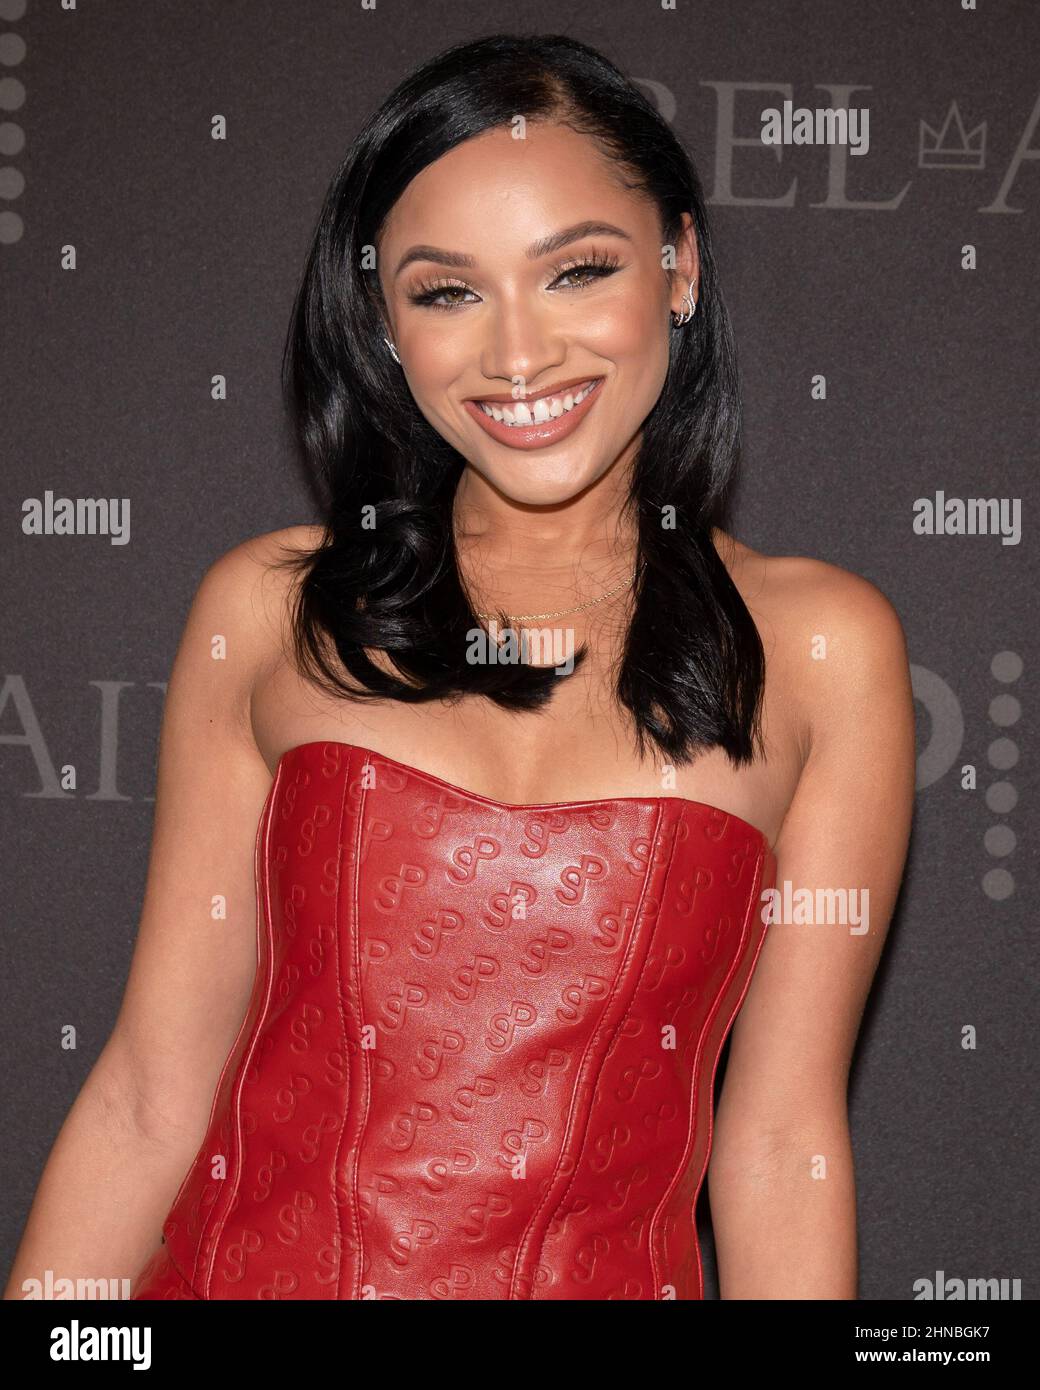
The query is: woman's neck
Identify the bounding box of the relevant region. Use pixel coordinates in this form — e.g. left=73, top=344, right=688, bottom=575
left=452, top=460, right=638, bottom=584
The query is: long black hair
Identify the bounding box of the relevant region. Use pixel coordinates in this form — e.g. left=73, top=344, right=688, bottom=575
left=275, top=32, right=765, bottom=769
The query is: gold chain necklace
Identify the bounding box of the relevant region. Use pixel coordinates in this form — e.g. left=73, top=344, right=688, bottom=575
left=474, top=564, right=641, bottom=624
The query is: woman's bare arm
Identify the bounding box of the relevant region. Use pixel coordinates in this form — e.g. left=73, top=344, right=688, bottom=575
left=4, top=537, right=284, bottom=1298
left=707, top=561, right=916, bottom=1299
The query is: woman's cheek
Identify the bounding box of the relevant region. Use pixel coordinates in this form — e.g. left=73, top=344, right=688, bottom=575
left=398, top=336, right=460, bottom=412
left=398, top=355, right=471, bottom=449
left=581, top=284, right=662, bottom=356
left=585, top=296, right=670, bottom=412
left=401, top=327, right=459, bottom=383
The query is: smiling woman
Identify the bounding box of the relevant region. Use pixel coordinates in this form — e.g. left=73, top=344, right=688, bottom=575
left=382, top=140, right=686, bottom=477
left=274, top=37, right=757, bottom=765
left=146, top=30, right=912, bottom=1301
left=6, top=32, right=914, bottom=1307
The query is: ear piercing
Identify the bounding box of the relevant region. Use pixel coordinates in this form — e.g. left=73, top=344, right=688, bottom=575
left=671, top=279, right=697, bottom=327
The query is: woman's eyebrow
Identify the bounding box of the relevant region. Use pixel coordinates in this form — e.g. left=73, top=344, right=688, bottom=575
left=392, top=221, right=632, bottom=279
left=394, top=244, right=476, bottom=277
left=529, top=221, right=632, bottom=259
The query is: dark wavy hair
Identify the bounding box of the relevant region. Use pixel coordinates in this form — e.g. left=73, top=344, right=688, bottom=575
left=275, top=32, right=765, bottom=769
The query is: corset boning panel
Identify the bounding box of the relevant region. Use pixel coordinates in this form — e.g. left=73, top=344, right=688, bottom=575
left=135, top=740, right=776, bottom=1301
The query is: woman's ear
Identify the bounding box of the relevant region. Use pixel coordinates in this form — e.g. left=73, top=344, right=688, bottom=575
left=675, top=211, right=700, bottom=300
left=670, top=211, right=703, bottom=318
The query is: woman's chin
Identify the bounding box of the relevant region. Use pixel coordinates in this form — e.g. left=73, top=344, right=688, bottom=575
left=481, top=473, right=604, bottom=508
left=466, top=450, right=618, bottom=508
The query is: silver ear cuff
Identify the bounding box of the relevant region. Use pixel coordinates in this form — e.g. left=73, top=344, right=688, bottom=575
left=671, top=279, right=698, bottom=327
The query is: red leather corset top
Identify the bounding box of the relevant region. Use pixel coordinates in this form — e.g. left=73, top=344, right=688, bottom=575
left=139, top=740, right=776, bottom=1301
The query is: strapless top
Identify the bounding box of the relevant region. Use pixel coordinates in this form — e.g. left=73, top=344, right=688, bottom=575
left=131, top=739, right=776, bottom=1301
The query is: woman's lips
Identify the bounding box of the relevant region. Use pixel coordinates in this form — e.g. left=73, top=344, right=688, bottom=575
left=464, top=378, right=604, bottom=450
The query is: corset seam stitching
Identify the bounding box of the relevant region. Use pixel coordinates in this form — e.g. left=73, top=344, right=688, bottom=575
left=617, top=805, right=690, bottom=1300
left=649, top=830, right=766, bottom=1301
left=346, top=751, right=370, bottom=1298
left=199, top=754, right=286, bottom=1297
left=513, top=802, right=666, bottom=1299
left=314, top=749, right=351, bottom=1297
left=642, top=805, right=707, bottom=1299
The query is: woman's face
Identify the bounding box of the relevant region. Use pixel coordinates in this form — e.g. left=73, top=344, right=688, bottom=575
left=376, top=121, right=698, bottom=507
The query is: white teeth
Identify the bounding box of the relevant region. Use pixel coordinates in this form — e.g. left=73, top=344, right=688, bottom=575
left=476, top=379, right=599, bottom=425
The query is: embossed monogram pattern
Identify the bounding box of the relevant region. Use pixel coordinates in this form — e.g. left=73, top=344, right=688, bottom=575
left=131, top=741, right=776, bottom=1301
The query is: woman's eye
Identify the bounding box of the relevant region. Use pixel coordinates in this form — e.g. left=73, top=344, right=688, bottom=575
left=409, top=282, right=476, bottom=311
left=552, top=259, right=620, bottom=290
left=407, top=255, right=620, bottom=311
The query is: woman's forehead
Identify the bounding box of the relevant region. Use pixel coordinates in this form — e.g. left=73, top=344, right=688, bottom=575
left=379, top=126, right=653, bottom=263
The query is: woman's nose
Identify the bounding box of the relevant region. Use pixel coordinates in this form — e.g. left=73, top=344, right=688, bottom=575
left=480, top=296, right=566, bottom=390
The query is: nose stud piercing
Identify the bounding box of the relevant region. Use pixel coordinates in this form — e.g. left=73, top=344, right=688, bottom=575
left=671, top=280, right=697, bottom=327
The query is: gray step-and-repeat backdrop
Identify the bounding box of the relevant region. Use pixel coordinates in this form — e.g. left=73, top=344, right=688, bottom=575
left=1, top=0, right=1036, bottom=1302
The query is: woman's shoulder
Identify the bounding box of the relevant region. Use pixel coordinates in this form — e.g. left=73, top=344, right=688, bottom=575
left=199, top=523, right=324, bottom=588
left=190, top=523, right=327, bottom=670
left=717, top=531, right=912, bottom=751
left=718, top=531, right=908, bottom=646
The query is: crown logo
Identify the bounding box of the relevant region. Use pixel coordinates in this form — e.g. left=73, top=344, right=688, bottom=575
left=919, top=101, right=986, bottom=170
